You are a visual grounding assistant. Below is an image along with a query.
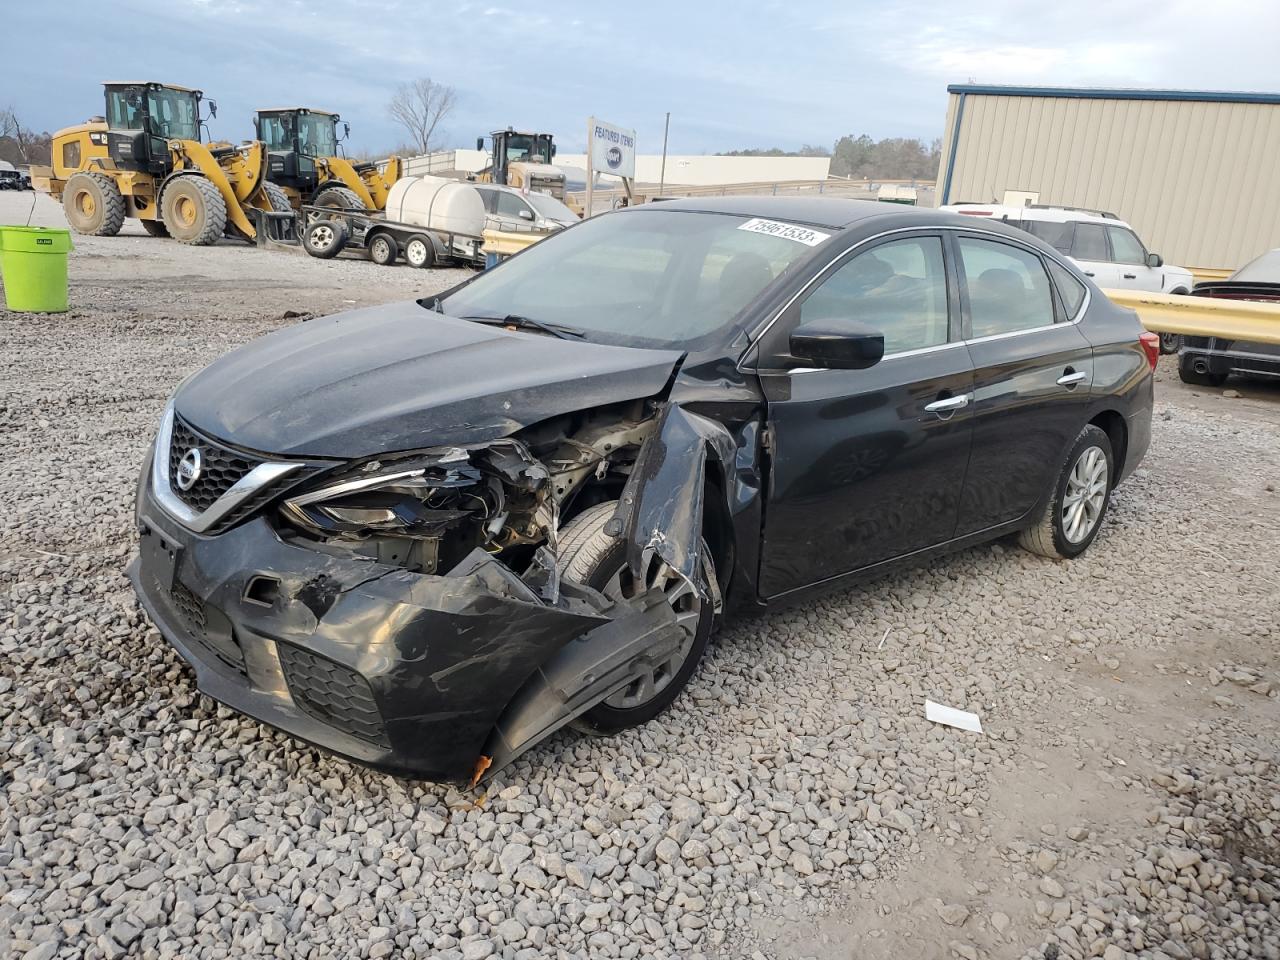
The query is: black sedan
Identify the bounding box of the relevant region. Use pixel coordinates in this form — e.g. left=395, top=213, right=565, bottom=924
left=129, top=198, right=1156, bottom=783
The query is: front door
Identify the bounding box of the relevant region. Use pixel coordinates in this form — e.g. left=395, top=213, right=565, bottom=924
left=755, top=233, right=975, bottom=598
left=951, top=233, right=1096, bottom=536
left=1068, top=221, right=1121, bottom=288
left=1106, top=225, right=1162, bottom=291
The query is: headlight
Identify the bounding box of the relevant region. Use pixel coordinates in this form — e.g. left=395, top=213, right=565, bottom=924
left=281, top=452, right=487, bottom=538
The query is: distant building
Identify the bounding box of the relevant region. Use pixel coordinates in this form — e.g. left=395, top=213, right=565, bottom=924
left=937, top=84, right=1280, bottom=270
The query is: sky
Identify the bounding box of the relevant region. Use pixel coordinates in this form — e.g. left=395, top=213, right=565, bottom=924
left=4, top=0, right=1280, bottom=157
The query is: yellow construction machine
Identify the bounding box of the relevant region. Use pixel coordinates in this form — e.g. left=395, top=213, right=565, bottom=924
left=255, top=108, right=401, bottom=211
left=474, top=128, right=569, bottom=202
left=31, top=82, right=291, bottom=245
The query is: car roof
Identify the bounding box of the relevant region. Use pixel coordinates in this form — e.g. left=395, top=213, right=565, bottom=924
left=944, top=202, right=1127, bottom=228
left=625, top=196, right=1046, bottom=240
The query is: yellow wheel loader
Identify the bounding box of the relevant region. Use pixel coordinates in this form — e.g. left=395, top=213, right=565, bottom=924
left=31, top=82, right=290, bottom=245
left=254, top=108, right=401, bottom=212
left=474, top=128, right=570, bottom=203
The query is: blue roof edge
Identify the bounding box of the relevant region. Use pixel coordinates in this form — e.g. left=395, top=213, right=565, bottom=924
left=946, top=84, right=1280, bottom=105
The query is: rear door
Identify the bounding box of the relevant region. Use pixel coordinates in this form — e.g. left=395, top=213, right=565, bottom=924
left=1068, top=222, right=1121, bottom=288
left=953, top=233, right=1095, bottom=537
left=755, top=232, right=975, bottom=597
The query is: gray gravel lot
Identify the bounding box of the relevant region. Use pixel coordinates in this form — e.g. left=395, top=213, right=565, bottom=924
left=2, top=191, right=1279, bottom=960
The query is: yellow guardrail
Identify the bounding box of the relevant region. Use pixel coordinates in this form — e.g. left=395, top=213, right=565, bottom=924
left=1103, top=289, right=1280, bottom=346
left=481, top=228, right=546, bottom=258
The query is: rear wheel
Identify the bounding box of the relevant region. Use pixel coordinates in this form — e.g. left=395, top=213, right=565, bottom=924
left=63, top=172, right=126, bottom=236
left=367, top=231, right=399, bottom=266
left=140, top=218, right=170, bottom=238
left=558, top=501, right=714, bottom=735
left=405, top=234, right=434, bottom=268
left=1018, top=424, right=1114, bottom=560
left=1177, top=355, right=1228, bottom=386
left=160, top=176, right=227, bottom=245
left=303, top=218, right=349, bottom=259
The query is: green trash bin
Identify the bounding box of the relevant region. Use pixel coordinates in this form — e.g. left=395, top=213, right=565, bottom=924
left=0, top=225, right=73, bottom=313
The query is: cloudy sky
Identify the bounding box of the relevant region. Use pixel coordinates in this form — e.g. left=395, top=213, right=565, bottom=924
left=6, top=0, right=1279, bottom=156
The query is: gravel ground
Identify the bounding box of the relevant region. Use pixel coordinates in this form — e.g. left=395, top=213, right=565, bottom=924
left=2, top=191, right=1279, bottom=960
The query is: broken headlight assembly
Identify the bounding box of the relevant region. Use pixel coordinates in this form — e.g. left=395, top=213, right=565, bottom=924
left=278, top=444, right=554, bottom=574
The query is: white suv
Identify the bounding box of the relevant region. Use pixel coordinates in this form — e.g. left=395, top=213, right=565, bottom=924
left=940, top=203, right=1195, bottom=295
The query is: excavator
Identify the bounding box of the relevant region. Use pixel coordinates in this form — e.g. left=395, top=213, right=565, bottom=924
left=31, top=82, right=291, bottom=245
left=254, top=107, right=401, bottom=212
left=473, top=128, right=570, bottom=204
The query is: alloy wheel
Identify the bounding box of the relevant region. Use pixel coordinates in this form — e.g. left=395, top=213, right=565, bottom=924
left=1062, top=445, right=1108, bottom=543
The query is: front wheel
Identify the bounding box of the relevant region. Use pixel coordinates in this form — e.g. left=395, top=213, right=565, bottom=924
left=558, top=501, right=714, bottom=735
left=1018, top=424, right=1114, bottom=559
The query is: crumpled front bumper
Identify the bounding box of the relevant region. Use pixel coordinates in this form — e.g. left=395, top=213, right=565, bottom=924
left=129, top=483, right=605, bottom=782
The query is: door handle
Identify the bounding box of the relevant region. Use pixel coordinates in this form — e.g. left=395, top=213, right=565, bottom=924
left=924, top=393, right=971, bottom=413
left=1122, top=273, right=1137, bottom=279
left=1083, top=271, right=1095, bottom=277
left=1057, top=370, right=1088, bottom=387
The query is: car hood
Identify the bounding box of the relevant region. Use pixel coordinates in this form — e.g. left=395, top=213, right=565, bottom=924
left=174, top=301, right=682, bottom=459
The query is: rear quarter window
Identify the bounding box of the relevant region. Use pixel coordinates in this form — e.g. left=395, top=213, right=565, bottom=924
left=1046, top=259, right=1087, bottom=318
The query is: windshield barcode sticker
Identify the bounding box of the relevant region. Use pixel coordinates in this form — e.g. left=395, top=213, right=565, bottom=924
left=737, top=218, right=831, bottom=246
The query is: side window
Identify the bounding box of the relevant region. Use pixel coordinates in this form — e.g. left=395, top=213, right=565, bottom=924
left=1021, top=219, right=1074, bottom=253
left=958, top=237, right=1056, bottom=338
left=495, top=192, right=531, bottom=219
left=1047, top=259, right=1087, bottom=318
left=799, top=236, right=949, bottom=355
left=106, top=91, right=143, bottom=130
left=1107, top=227, right=1146, bottom=265
left=1071, top=223, right=1109, bottom=261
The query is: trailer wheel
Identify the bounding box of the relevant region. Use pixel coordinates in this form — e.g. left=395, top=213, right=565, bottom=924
left=404, top=235, right=434, bottom=268
left=161, top=176, right=228, bottom=245
left=367, top=232, right=399, bottom=266
left=303, top=219, right=349, bottom=259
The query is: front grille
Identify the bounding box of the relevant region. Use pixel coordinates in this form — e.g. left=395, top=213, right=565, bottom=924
left=168, top=416, right=262, bottom=512
left=170, top=580, right=207, bottom=629
left=277, top=644, right=388, bottom=747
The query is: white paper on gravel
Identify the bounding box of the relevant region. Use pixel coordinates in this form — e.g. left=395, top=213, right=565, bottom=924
left=925, top=699, right=983, bottom=734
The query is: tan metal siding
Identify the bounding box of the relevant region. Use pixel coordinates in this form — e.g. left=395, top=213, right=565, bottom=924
left=938, top=92, right=1280, bottom=270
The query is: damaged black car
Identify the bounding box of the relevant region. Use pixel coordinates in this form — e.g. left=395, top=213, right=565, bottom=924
left=129, top=198, right=1155, bottom=783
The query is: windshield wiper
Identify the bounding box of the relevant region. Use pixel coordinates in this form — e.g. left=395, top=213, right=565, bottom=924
left=458, top=314, right=585, bottom=340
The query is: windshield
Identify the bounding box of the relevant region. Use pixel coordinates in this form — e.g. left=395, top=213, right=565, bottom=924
left=145, top=88, right=200, bottom=140
left=504, top=134, right=553, bottom=165
left=525, top=192, right=576, bottom=222
left=438, top=209, right=832, bottom=350
left=298, top=114, right=338, bottom=157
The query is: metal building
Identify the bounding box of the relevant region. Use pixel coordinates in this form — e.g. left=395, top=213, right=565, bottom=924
left=937, top=84, right=1280, bottom=272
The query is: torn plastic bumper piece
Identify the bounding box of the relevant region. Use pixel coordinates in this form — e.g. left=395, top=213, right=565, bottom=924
left=129, top=484, right=607, bottom=782
left=610, top=403, right=736, bottom=591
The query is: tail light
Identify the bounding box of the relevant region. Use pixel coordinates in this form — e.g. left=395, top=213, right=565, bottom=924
left=1138, top=331, right=1160, bottom=370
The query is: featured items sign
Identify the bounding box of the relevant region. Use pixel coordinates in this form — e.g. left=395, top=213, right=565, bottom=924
left=589, top=118, right=636, bottom=179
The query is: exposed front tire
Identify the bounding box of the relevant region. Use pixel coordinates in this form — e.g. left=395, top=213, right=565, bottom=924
left=312, top=186, right=365, bottom=217
left=260, top=181, right=294, bottom=213
left=303, top=219, right=349, bottom=259
left=1177, top=355, right=1228, bottom=387
left=160, top=176, right=227, bottom=245
left=558, top=501, right=714, bottom=735
left=367, top=231, right=399, bottom=266
left=1018, top=424, right=1114, bottom=560
left=63, top=172, right=126, bottom=236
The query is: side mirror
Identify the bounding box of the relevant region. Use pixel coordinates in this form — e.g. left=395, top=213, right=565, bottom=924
left=476, top=137, right=485, bottom=151
left=1146, top=252, right=1162, bottom=268
left=551, top=144, right=557, bottom=158
left=208, top=99, right=217, bottom=118
left=343, top=122, right=351, bottom=140
left=518, top=208, right=534, bottom=221
left=789, top=320, right=884, bottom=370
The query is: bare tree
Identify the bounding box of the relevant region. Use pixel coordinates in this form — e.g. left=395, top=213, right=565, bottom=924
left=0, top=106, right=49, bottom=165
left=388, top=79, right=458, bottom=156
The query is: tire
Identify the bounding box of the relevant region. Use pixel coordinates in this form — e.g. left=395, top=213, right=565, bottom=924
left=367, top=231, right=399, bottom=266
left=558, top=501, right=714, bottom=735
left=303, top=218, right=349, bottom=259
left=404, top=234, right=434, bottom=269
left=63, top=172, right=126, bottom=236
left=1159, top=332, right=1182, bottom=355
left=313, top=186, right=366, bottom=215
left=140, top=218, right=170, bottom=238
left=1177, top=355, right=1228, bottom=387
left=160, top=176, right=227, bottom=245
left=260, top=181, right=293, bottom=213
left=1018, top=424, right=1114, bottom=560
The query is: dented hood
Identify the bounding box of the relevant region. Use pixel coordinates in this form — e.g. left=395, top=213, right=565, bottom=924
left=174, top=302, right=682, bottom=458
